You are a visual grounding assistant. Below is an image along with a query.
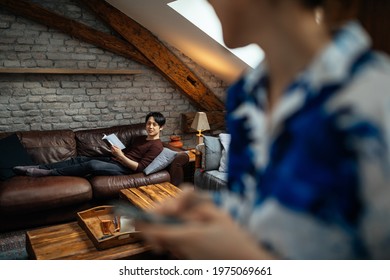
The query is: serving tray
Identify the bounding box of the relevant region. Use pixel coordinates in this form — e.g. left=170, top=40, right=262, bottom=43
left=77, top=205, right=142, bottom=250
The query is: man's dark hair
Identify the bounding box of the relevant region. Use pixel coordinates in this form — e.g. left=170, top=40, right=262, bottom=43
left=145, top=112, right=166, bottom=127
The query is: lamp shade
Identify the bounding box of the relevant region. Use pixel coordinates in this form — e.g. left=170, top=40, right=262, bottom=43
left=191, top=112, right=210, bottom=132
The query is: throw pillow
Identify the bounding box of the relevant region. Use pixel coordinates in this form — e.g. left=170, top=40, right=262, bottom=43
left=218, top=133, right=231, bottom=172
left=203, top=135, right=222, bottom=171
left=143, top=148, right=178, bottom=175
left=0, top=134, right=35, bottom=180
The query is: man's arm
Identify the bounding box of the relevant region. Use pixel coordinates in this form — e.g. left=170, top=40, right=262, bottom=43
left=111, top=145, right=139, bottom=171
left=135, top=143, right=163, bottom=172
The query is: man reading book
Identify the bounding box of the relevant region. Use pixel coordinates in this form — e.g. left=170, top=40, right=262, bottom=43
left=13, top=112, right=165, bottom=177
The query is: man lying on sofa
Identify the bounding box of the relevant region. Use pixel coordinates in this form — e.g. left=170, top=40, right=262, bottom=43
left=14, top=112, right=165, bottom=177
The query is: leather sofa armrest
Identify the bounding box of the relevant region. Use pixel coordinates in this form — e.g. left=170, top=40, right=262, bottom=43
left=195, top=143, right=205, bottom=169
left=195, top=149, right=202, bottom=169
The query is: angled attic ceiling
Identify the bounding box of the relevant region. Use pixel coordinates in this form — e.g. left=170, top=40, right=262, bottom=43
left=105, top=0, right=256, bottom=84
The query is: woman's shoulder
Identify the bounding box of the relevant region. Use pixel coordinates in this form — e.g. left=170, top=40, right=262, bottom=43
left=328, top=52, right=390, bottom=115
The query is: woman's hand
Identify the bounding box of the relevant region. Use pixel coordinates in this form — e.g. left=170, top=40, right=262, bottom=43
left=137, top=186, right=275, bottom=260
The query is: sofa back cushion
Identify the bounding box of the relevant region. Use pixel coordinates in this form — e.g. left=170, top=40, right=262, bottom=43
left=18, top=130, right=77, bottom=164
left=75, top=124, right=147, bottom=157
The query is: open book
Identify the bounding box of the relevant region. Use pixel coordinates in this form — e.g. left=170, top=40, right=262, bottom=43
left=102, top=133, right=126, bottom=150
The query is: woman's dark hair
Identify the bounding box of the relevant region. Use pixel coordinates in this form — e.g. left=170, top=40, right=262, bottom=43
left=300, top=0, right=362, bottom=29
left=145, top=112, right=166, bottom=127
left=301, top=0, right=389, bottom=54
left=302, top=0, right=323, bottom=8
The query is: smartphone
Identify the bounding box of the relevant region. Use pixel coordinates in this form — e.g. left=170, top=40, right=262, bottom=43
left=114, top=201, right=182, bottom=225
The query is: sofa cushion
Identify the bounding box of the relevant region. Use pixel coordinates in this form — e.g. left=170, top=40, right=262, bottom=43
left=75, top=124, right=147, bottom=157
left=203, top=136, right=222, bottom=171
left=144, top=148, right=178, bottom=175
left=19, top=130, right=77, bottom=164
left=0, top=176, right=92, bottom=213
left=194, top=169, right=227, bottom=191
left=0, top=134, right=35, bottom=180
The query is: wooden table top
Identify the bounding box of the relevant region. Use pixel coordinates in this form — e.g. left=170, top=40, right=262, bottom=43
left=120, top=182, right=182, bottom=209
left=26, top=221, right=151, bottom=260
left=26, top=182, right=181, bottom=260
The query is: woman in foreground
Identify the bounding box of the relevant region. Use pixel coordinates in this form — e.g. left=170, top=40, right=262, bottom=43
left=138, top=0, right=390, bottom=259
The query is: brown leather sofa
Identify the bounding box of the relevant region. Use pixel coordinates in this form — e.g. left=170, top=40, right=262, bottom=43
left=0, top=123, right=189, bottom=232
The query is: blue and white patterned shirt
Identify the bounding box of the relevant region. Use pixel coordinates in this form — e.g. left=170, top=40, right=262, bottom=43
left=215, top=21, right=390, bottom=259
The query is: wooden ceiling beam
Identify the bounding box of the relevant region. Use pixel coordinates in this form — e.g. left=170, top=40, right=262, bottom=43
left=78, top=0, right=225, bottom=112
left=0, top=0, right=152, bottom=66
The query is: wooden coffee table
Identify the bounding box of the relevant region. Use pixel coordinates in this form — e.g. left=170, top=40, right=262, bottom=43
left=26, top=221, right=152, bottom=260
left=119, top=182, right=182, bottom=209
left=26, top=182, right=181, bottom=260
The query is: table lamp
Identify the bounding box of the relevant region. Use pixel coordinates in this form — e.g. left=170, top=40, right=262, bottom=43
left=191, top=112, right=210, bottom=144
